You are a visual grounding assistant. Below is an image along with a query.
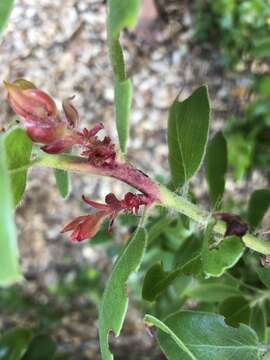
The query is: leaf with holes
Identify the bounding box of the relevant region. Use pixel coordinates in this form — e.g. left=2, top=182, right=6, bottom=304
left=202, top=231, right=244, bottom=278
left=154, top=311, right=259, bottom=360
left=219, top=296, right=251, bottom=327
left=99, top=227, right=147, bottom=360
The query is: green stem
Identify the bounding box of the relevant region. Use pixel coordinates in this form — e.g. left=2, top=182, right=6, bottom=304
left=30, top=153, right=270, bottom=256
left=159, top=186, right=270, bottom=255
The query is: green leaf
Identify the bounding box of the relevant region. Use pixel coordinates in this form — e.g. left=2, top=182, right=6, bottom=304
left=168, top=86, right=210, bottom=187
left=144, top=314, right=197, bottom=360
left=202, top=233, right=244, bottom=278
left=0, top=328, right=32, bottom=360
left=21, top=334, right=57, bottom=360
left=256, top=267, right=270, bottom=289
left=106, top=1, right=140, bottom=153
left=0, top=0, right=14, bottom=34
left=219, top=296, right=251, bottom=327
left=107, top=0, right=141, bottom=40
left=0, top=135, right=22, bottom=286
left=142, top=256, right=202, bottom=302
left=185, top=282, right=241, bottom=302
left=4, top=128, right=32, bottom=207
left=205, top=131, right=227, bottom=206
left=99, top=227, right=147, bottom=360
left=54, top=169, right=71, bottom=199
left=227, top=133, right=253, bottom=181
left=253, top=38, right=270, bottom=59
left=248, top=189, right=270, bottom=229
left=250, top=305, right=266, bottom=342
left=114, top=79, right=132, bottom=153
left=147, top=216, right=173, bottom=244
left=155, top=311, right=259, bottom=360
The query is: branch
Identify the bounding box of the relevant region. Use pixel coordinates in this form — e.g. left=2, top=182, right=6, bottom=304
left=36, top=153, right=270, bottom=255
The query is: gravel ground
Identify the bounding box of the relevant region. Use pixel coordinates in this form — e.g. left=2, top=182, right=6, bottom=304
left=0, top=0, right=267, bottom=358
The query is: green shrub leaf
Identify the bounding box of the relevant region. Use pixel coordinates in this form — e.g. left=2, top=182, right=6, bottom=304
left=205, top=131, right=227, bottom=206
left=202, top=228, right=244, bottom=278
left=142, top=256, right=202, bottom=302
left=99, top=227, right=147, bottom=360
left=0, top=135, right=22, bottom=286
left=250, top=305, right=266, bottom=342
left=0, top=328, right=32, bottom=360
left=219, top=296, right=251, bottom=327
left=107, top=0, right=141, bottom=40
left=54, top=169, right=71, bottom=199
left=168, top=86, right=210, bottom=188
left=247, top=189, right=270, bottom=229
left=4, top=127, right=32, bottom=207
left=114, top=79, right=132, bottom=153
left=227, top=133, right=253, bottom=181
left=185, top=282, right=241, bottom=302
left=144, top=314, right=197, bottom=360
left=154, top=311, right=259, bottom=360
left=21, top=334, right=57, bottom=360
left=107, top=0, right=140, bottom=153
left=256, top=266, right=270, bottom=289
left=0, top=0, right=14, bottom=34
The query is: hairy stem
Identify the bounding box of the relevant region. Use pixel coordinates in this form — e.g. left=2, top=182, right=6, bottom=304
left=159, top=186, right=270, bottom=255
left=36, top=153, right=270, bottom=255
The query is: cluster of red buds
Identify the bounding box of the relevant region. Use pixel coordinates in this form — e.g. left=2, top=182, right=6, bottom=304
left=4, top=79, right=155, bottom=242
left=4, top=79, right=116, bottom=168
left=62, top=192, right=149, bottom=242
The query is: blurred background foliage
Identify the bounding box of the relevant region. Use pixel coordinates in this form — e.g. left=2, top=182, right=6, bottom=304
left=0, top=0, right=270, bottom=359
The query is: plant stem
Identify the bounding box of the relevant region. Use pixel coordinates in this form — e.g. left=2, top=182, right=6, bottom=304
left=35, top=153, right=270, bottom=256
left=159, top=185, right=270, bottom=255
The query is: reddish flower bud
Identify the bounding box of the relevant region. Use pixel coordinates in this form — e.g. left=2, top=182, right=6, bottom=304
left=62, top=192, right=150, bottom=242
left=4, top=79, right=58, bottom=121
left=61, top=212, right=107, bottom=242
left=4, top=79, right=66, bottom=145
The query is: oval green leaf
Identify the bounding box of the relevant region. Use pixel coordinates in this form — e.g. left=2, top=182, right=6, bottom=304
left=4, top=127, right=32, bottom=207
left=168, top=86, right=210, bottom=187
left=247, top=189, right=270, bottom=229
left=54, top=169, right=71, bottom=199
